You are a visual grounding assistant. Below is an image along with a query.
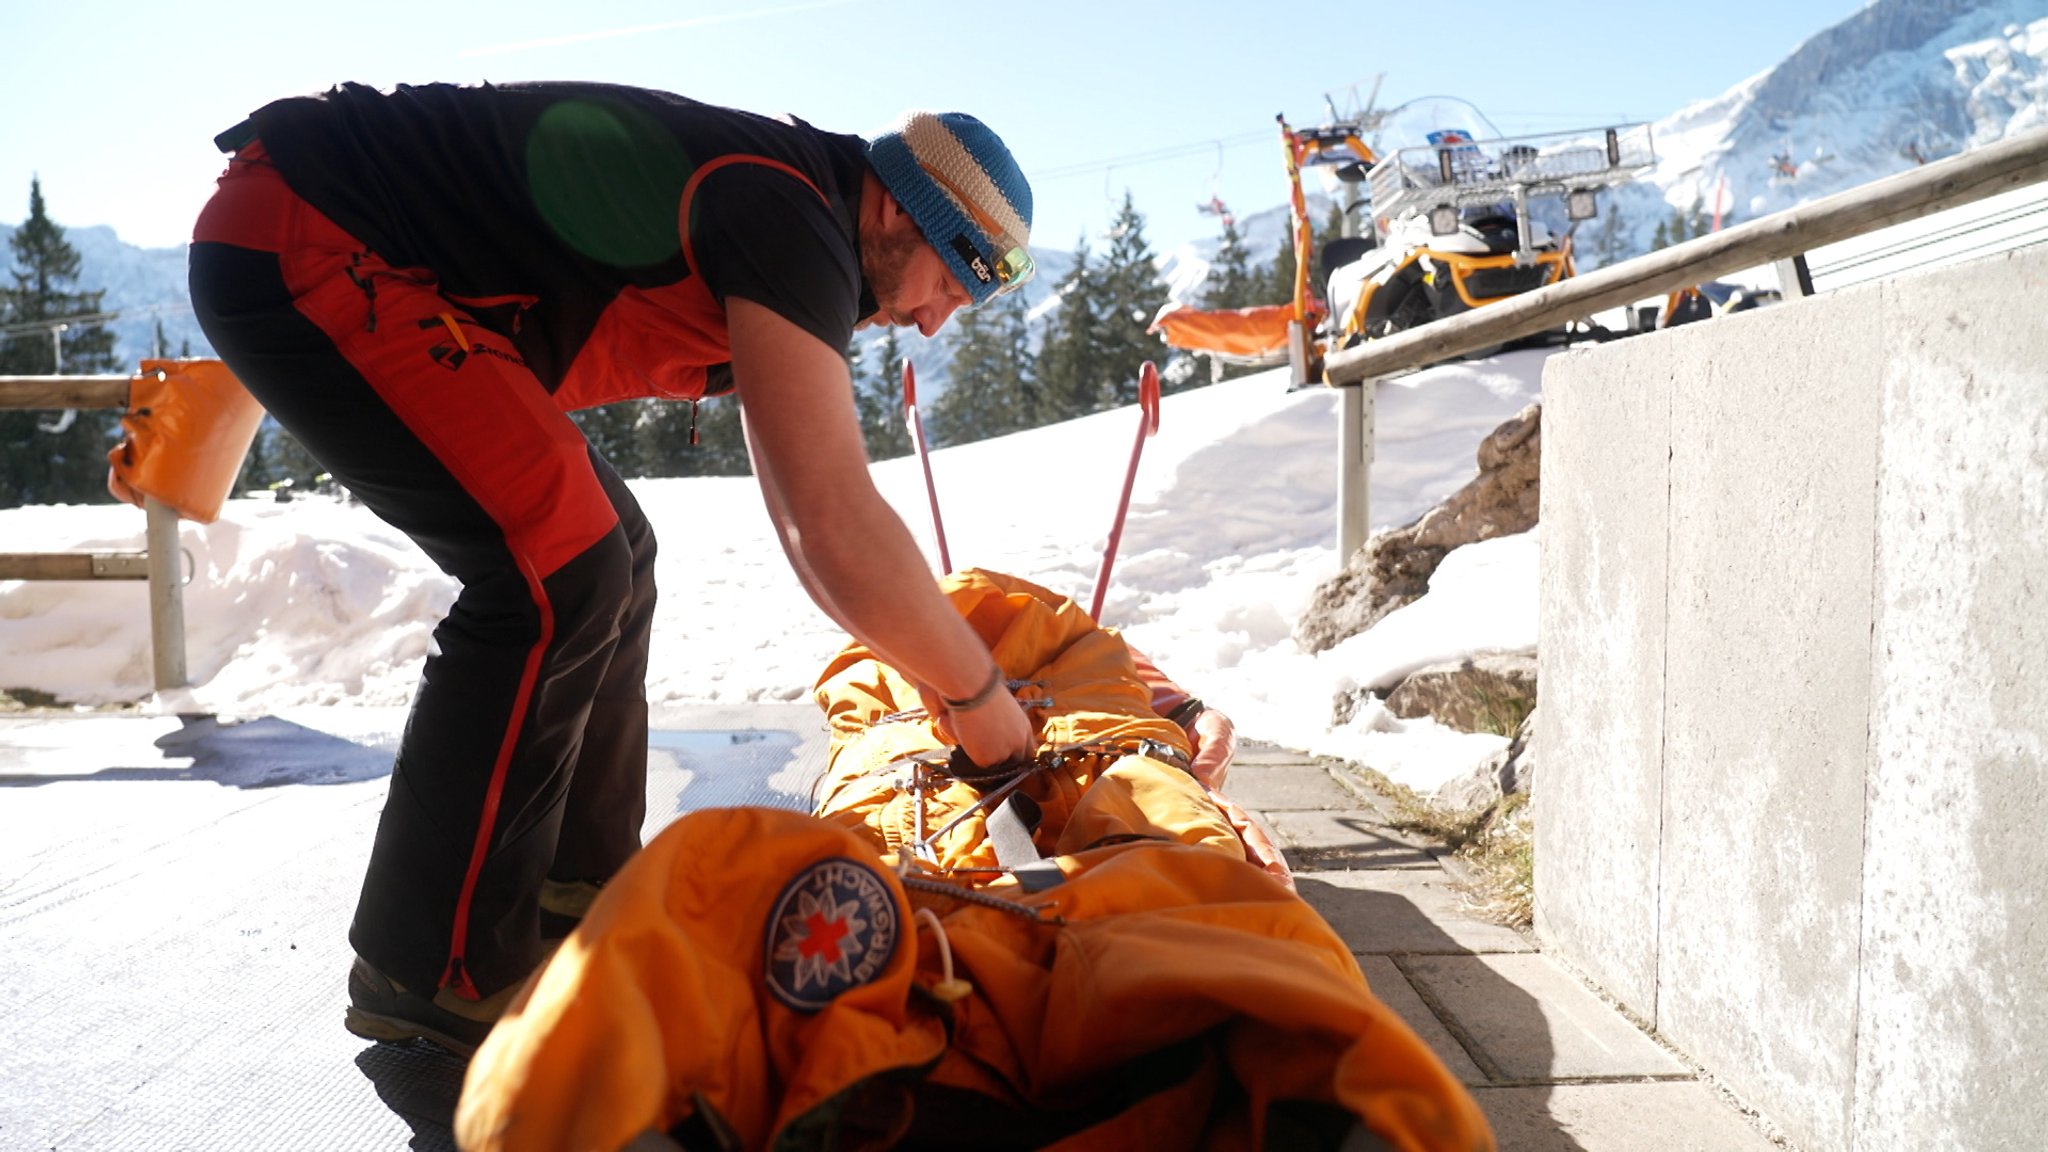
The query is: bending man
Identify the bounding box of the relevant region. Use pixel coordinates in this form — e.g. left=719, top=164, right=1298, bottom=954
left=185, top=82, right=1036, bottom=1055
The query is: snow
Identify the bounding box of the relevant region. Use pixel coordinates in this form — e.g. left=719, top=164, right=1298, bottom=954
left=0, top=351, right=1550, bottom=795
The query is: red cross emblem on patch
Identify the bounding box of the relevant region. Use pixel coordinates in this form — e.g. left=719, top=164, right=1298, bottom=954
left=764, top=857, right=900, bottom=1012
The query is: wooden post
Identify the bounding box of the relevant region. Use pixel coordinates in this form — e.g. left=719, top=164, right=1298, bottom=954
left=0, top=375, right=132, bottom=409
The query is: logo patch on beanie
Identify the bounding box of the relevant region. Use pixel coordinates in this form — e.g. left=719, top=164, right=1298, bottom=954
left=951, top=235, right=995, bottom=285
left=764, top=856, right=900, bottom=1012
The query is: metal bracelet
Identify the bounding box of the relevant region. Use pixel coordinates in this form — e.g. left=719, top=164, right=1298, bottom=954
left=940, top=664, right=1006, bottom=712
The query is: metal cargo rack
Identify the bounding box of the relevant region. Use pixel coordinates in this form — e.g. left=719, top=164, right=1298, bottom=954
left=1367, top=121, right=1657, bottom=224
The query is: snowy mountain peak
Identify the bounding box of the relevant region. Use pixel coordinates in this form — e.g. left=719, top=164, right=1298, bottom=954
left=1593, top=0, right=2048, bottom=265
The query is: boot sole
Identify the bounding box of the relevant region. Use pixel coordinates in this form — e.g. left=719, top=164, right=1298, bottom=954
left=344, top=1004, right=482, bottom=1058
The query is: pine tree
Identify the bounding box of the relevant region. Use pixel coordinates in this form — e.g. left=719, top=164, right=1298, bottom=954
left=632, top=392, right=750, bottom=477
left=1035, top=237, right=1110, bottom=421
left=929, top=293, right=1035, bottom=446
left=1200, top=216, right=1262, bottom=310
left=1310, top=201, right=1348, bottom=294
left=631, top=396, right=697, bottom=476
left=1661, top=198, right=1707, bottom=249
left=1259, top=230, right=1299, bottom=314
left=851, top=329, right=912, bottom=461
left=571, top=402, right=646, bottom=476
left=678, top=395, right=750, bottom=476
left=1093, top=193, right=1165, bottom=404
left=1590, top=200, right=1628, bottom=269
left=0, top=178, right=122, bottom=508
left=234, top=418, right=327, bottom=498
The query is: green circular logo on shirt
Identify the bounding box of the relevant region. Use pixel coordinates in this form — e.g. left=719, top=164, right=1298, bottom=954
left=526, top=99, right=694, bottom=269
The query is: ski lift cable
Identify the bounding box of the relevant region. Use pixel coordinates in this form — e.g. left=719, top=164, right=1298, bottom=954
left=1031, top=129, right=1270, bottom=182
left=1813, top=202, right=2048, bottom=275
left=1030, top=89, right=1454, bottom=185
left=1816, top=210, right=2048, bottom=277
left=1824, top=229, right=2048, bottom=278
left=0, top=301, right=193, bottom=339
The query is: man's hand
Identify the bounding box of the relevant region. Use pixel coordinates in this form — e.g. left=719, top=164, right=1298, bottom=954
left=1187, top=707, right=1237, bottom=792
left=916, top=677, right=1035, bottom=770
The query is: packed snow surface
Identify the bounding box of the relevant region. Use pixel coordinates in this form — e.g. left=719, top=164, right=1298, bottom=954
left=0, top=353, right=1549, bottom=793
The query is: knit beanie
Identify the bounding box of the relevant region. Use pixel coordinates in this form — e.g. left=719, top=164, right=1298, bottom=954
left=864, top=111, right=1034, bottom=306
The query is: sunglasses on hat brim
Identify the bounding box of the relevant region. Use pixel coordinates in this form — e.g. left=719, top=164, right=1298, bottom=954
left=918, top=162, right=1035, bottom=298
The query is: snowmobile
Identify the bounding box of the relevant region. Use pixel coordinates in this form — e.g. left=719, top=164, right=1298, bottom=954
left=1321, top=97, right=1653, bottom=351
left=1150, top=95, right=1654, bottom=384
left=1656, top=278, right=1783, bottom=328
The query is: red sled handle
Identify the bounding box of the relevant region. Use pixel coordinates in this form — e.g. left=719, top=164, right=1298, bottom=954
left=902, top=359, right=952, bottom=575
left=1089, top=361, right=1161, bottom=621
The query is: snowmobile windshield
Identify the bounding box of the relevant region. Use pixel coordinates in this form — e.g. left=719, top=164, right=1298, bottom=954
left=1369, top=97, right=1519, bottom=219
left=1374, top=97, right=1507, bottom=154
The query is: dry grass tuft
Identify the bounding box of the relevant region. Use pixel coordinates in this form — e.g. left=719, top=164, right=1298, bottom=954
left=1350, top=766, right=1533, bottom=930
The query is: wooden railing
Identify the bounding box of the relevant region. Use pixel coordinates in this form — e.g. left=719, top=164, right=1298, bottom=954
left=0, top=371, right=188, bottom=690
left=1325, top=127, right=2048, bottom=557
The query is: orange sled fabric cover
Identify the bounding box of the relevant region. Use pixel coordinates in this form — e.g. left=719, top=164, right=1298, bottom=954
left=456, top=571, right=1493, bottom=1152
left=1149, top=303, right=1296, bottom=360
left=105, top=359, right=264, bottom=523
left=810, top=569, right=1244, bottom=867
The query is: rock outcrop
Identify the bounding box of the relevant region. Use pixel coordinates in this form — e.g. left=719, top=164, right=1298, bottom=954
left=1436, top=707, right=1538, bottom=812
left=1295, top=402, right=1542, bottom=654
left=1385, top=650, right=1538, bottom=734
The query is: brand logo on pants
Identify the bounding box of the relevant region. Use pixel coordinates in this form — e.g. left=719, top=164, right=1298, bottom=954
left=764, top=856, right=900, bottom=1012
left=418, top=315, right=526, bottom=373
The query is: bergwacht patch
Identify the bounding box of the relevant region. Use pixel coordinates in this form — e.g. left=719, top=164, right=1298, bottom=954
left=763, top=856, right=900, bottom=1012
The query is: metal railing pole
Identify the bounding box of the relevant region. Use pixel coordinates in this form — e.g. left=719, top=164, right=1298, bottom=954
left=144, top=496, right=188, bottom=690
left=1337, top=382, right=1375, bottom=559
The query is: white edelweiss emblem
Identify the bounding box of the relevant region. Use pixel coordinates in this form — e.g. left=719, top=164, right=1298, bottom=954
left=763, top=857, right=900, bottom=1012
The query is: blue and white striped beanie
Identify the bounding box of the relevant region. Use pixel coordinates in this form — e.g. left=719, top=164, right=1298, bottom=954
left=865, top=110, right=1033, bottom=306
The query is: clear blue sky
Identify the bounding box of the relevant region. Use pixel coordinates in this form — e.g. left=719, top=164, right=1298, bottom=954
left=2, top=0, right=1868, bottom=257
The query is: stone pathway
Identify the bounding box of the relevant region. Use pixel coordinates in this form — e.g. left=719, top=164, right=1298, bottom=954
left=1227, top=741, right=1787, bottom=1151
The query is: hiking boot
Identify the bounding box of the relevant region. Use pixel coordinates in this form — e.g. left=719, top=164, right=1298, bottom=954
left=539, top=877, right=603, bottom=941
left=343, top=955, right=521, bottom=1058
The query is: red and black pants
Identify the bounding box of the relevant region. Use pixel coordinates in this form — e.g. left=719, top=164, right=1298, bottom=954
left=189, top=145, right=653, bottom=999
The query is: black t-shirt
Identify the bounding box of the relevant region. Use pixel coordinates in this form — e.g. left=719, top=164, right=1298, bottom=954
left=246, top=81, right=877, bottom=397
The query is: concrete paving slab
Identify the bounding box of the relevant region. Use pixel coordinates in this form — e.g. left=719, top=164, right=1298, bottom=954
left=1470, top=1082, right=1782, bottom=1151
left=1219, top=762, right=1361, bottom=811
left=1321, top=763, right=1409, bottom=823
left=1228, top=740, right=1321, bottom=767
left=1403, top=954, right=1687, bottom=1081
left=1297, top=867, right=1536, bottom=956
left=1265, top=808, right=1440, bottom=869
left=1359, top=955, right=1487, bottom=1084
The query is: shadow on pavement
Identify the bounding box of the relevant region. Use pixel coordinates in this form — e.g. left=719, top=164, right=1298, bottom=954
left=0, top=714, right=394, bottom=788
left=355, top=1042, right=465, bottom=1151
left=1293, top=875, right=1588, bottom=1152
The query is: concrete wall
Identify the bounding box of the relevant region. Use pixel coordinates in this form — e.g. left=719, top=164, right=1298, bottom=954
left=1535, top=244, right=2048, bottom=1152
